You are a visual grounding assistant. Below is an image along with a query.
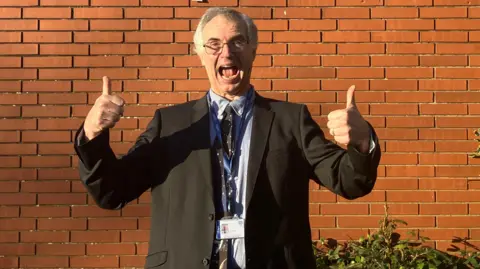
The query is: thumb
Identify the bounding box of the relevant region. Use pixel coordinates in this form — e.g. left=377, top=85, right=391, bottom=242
left=346, top=85, right=356, bottom=108
left=102, top=76, right=111, bottom=96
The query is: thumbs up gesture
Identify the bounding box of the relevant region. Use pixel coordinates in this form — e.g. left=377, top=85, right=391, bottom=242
left=83, top=76, right=125, bottom=140
left=327, top=85, right=370, bottom=153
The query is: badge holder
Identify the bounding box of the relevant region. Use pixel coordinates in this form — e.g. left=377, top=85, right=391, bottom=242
left=216, top=215, right=245, bottom=269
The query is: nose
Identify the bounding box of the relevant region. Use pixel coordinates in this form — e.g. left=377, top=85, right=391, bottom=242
left=219, top=43, right=232, bottom=58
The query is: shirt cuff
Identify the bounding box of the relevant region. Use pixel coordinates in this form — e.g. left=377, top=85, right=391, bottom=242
left=368, top=131, right=376, bottom=154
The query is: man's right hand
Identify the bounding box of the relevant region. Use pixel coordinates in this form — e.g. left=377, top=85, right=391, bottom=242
left=83, top=76, right=125, bottom=140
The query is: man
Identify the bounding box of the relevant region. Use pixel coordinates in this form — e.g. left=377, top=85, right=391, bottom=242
left=74, top=7, right=381, bottom=269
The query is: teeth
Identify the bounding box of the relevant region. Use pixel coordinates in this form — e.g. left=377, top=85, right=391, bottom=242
left=219, top=65, right=239, bottom=79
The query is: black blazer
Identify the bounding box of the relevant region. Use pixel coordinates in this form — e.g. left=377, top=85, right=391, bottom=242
left=74, top=92, right=381, bottom=269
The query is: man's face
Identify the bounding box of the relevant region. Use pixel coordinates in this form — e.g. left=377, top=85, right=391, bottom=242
left=198, top=15, right=256, bottom=98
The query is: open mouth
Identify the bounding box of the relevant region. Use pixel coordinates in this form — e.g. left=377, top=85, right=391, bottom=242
left=219, top=65, right=240, bottom=80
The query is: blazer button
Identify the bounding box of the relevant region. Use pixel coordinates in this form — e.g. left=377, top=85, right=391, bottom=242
left=208, top=214, right=214, bottom=221
left=202, top=257, right=210, bottom=266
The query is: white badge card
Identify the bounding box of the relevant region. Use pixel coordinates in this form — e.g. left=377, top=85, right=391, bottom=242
left=216, top=218, right=245, bottom=240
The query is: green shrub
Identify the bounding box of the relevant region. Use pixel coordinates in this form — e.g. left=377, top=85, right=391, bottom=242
left=312, top=205, right=480, bottom=269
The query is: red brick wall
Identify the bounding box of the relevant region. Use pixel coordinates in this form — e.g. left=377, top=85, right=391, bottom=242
left=1, top=0, right=479, bottom=268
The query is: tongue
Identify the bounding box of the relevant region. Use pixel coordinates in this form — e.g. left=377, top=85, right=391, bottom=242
left=222, top=67, right=238, bottom=77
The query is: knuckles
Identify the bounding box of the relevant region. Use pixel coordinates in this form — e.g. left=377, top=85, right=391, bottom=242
left=85, top=91, right=124, bottom=134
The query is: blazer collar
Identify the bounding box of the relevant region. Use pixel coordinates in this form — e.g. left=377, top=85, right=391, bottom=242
left=245, top=92, right=274, bottom=210
left=191, top=95, right=214, bottom=206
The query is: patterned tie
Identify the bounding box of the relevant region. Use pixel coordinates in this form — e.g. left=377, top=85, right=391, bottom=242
left=218, top=104, right=235, bottom=269
left=220, top=104, right=234, bottom=159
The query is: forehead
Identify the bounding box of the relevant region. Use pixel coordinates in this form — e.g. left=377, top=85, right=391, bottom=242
left=202, top=15, right=247, bottom=41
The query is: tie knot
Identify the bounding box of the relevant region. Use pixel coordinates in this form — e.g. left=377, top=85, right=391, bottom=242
left=223, top=104, right=233, bottom=117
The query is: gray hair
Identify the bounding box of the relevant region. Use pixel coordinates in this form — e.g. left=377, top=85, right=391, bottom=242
left=193, top=7, right=258, bottom=53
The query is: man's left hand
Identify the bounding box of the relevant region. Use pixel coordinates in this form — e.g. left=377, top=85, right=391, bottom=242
left=326, top=85, right=371, bottom=154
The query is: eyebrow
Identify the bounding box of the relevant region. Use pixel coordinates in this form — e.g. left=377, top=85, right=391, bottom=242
left=206, top=34, right=247, bottom=43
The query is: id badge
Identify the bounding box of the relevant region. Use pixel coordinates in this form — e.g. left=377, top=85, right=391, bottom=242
left=215, top=218, right=245, bottom=240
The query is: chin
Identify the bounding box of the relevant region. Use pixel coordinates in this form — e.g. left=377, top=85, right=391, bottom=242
left=214, top=76, right=245, bottom=94
left=220, top=82, right=249, bottom=96
left=224, top=84, right=242, bottom=94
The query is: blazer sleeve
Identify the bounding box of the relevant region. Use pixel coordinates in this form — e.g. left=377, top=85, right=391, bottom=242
left=299, top=105, right=381, bottom=200
left=74, top=109, right=162, bottom=209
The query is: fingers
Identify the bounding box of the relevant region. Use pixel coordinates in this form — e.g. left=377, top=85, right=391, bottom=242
left=329, top=125, right=350, bottom=146
left=327, top=107, right=347, bottom=139
left=97, top=77, right=125, bottom=120
left=108, top=95, right=125, bottom=107
left=327, top=108, right=349, bottom=144
left=329, top=125, right=350, bottom=137
left=327, top=109, right=346, bottom=121
left=101, top=111, right=122, bottom=125
left=96, top=108, right=122, bottom=129
left=83, top=77, right=124, bottom=139
left=102, top=76, right=111, bottom=96
left=96, top=95, right=124, bottom=111
left=327, top=114, right=348, bottom=129
left=98, top=118, right=118, bottom=130
left=327, top=120, right=344, bottom=131
left=327, top=84, right=359, bottom=146
left=100, top=101, right=124, bottom=117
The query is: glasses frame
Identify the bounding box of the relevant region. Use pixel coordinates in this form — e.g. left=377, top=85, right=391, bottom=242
left=202, top=39, right=249, bottom=55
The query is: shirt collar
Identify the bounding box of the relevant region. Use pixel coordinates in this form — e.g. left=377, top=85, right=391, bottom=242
left=208, top=86, right=253, bottom=118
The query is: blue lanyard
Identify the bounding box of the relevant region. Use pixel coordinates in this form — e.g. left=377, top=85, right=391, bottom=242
left=207, top=89, right=254, bottom=213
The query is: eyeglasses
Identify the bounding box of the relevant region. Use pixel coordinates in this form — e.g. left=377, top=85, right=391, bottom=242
left=203, top=39, right=248, bottom=55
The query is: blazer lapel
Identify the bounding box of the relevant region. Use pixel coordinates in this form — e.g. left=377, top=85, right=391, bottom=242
left=246, top=93, right=274, bottom=210
left=191, top=95, right=214, bottom=203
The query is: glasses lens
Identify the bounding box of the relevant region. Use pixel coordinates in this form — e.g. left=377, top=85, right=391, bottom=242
left=203, top=46, right=216, bottom=54
left=232, top=40, right=246, bottom=51
left=204, top=40, right=247, bottom=54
